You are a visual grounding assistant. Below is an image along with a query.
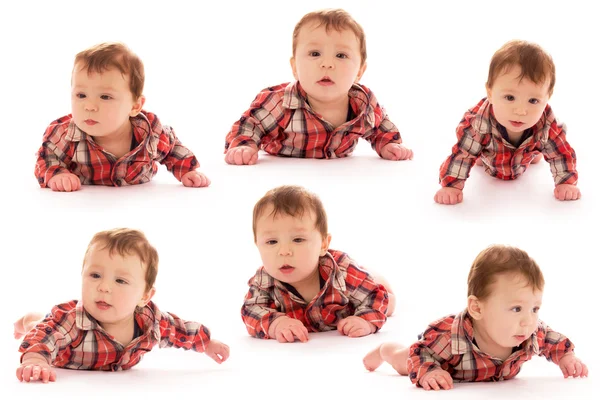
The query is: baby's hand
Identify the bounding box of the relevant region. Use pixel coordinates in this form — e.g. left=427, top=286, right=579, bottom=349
left=559, top=353, right=588, bottom=378
left=47, top=172, right=81, bottom=192
left=181, top=170, right=211, bottom=187
left=16, top=358, right=56, bottom=383
left=337, top=316, right=375, bottom=338
left=204, top=339, right=230, bottom=364
left=270, top=316, right=309, bottom=343
left=419, top=368, right=454, bottom=391
left=434, top=187, right=463, bottom=205
left=381, top=143, right=413, bottom=161
left=554, top=184, right=581, bottom=201
left=225, top=146, right=258, bottom=165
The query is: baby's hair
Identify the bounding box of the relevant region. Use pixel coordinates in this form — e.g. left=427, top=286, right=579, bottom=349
left=253, top=185, right=328, bottom=242
left=467, top=244, right=544, bottom=300
left=486, top=40, right=556, bottom=96
left=292, top=8, right=367, bottom=67
left=83, top=228, right=158, bottom=292
left=74, top=42, right=145, bottom=99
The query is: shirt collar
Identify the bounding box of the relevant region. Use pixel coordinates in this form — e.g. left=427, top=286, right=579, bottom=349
left=282, top=81, right=376, bottom=128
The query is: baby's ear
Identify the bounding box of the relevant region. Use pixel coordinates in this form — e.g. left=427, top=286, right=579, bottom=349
left=467, top=295, right=483, bottom=320
left=485, top=84, right=492, bottom=101
left=355, top=62, right=367, bottom=83
left=290, top=57, right=299, bottom=81
left=138, top=286, right=156, bottom=307
left=130, top=95, right=146, bottom=117
left=320, top=234, right=332, bottom=256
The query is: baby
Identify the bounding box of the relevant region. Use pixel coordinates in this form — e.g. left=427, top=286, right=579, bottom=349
left=14, top=228, right=229, bottom=383
left=224, top=9, right=412, bottom=165
left=435, top=40, right=579, bottom=204
left=242, top=185, right=395, bottom=342
left=363, top=245, right=587, bottom=390
left=35, top=42, right=210, bottom=191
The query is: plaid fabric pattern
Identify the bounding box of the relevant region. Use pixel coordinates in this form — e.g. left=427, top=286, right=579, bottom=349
left=19, top=300, right=211, bottom=371
left=241, top=249, right=388, bottom=338
left=35, top=111, right=199, bottom=187
left=439, top=98, right=578, bottom=189
left=407, top=310, right=575, bottom=386
left=225, top=82, right=402, bottom=158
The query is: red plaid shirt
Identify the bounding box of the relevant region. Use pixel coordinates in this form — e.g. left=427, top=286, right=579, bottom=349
left=18, top=300, right=211, bottom=371
left=225, top=82, right=402, bottom=159
left=241, top=249, right=389, bottom=338
left=35, top=111, right=199, bottom=187
left=439, top=98, right=578, bottom=189
left=407, top=311, right=575, bottom=386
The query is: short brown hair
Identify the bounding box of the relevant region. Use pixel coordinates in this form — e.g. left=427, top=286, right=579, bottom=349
left=252, top=185, right=328, bottom=242
left=467, top=245, right=544, bottom=300
left=292, top=9, right=367, bottom=67
left=486, top=40, right=556, bottom=96
left=84, top=228, right=158, bottom=292
left=74, top=42, right=145, bottom=99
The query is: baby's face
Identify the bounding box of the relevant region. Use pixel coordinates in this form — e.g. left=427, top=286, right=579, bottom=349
left=486, top=66, right=551, bottom=137
left=71, top=63, right=142, bottom=140
left=290, top=22, right=365, bottom=108
left=478, top=273, right=543, bottom=351
left=81, top=243, right=152, bottom=328
left=255, top=205, right=329, bottom=287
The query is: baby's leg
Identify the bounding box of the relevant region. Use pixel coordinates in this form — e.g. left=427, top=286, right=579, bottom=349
left=14, top=312, right=45, bottom=339
left=363, top=342, right=409, bottom=375
left=370, top=273, right=396, bottom=316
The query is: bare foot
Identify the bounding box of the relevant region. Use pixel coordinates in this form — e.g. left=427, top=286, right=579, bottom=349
left=363, top=345, right=384, bottom=371
left=14, top=312, right=44, bottom=339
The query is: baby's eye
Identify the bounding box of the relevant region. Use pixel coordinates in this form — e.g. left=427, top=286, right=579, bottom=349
left=533, top=307, right=540, bottom=313
left=309, top=51, right=321, bottom=57
left=511, top=306, right=522, bottom=312
left=529, top=98, right=539, bottom=104
left=266, top=240, right=278, bottom=245
left=504, top=95, right=515, bottom=101
left=100, top=95, right=112, bottom=100
left=76, top=93, right=86, bottom=99
left=336, top=53, right=348, bottom=59
left=293, top=238, right=305, bottom=243
left=90, top=273, right=100, bottom=279
left=116, top=279, right=128, bottom=285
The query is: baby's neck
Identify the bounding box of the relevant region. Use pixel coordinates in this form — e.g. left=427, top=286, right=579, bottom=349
left=307, top=95, right=350, bottom=129
left=93, top=123, right=133, bottom=159
left=291, top=268, right=321, bottom=303
left=472, top=322, right=513, bottom=361
left=100, top=316, right=136, bottom=347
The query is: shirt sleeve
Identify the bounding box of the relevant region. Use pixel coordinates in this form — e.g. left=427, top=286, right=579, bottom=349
left=338, top=254, right=388, bottom=331
left=224, top=88, right=286, bottom=152
left=359, top=91, right=403, bottom=157
left=157, top=311, right=211, bottom=352
left=18, top=302, right=78, bottom=365
left=241, top=275, right=286, bottom=339
left=438, top=115, right=483, bottom=190
left=541, top=121, right=578, bottom=186
left=34, top=119, right=75, bottom=188
left=155, top=124, right=200, bottom=181
left=536, top=321, right=575, bottom=364
left=407, top=317, right=455, bottom=386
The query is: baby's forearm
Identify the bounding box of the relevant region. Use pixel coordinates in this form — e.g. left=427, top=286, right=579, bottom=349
left=21, top=352, right=50, bottom=366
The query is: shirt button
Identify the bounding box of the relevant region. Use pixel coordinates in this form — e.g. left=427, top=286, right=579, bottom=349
left=21, top=342, right=30, bottom=349
left=393, top=133, right=400, bottom=140
left=414, top=348, right=421, bottom=355
left=327, top=151, right=332, bottom=158
left=410, top=372, right=417, bottom=380
left=116, top=179, right=122, bottom=187
left=45, top=327, right=53, bottom=333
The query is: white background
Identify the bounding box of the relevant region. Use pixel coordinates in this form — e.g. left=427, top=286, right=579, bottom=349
left=1, top=0, right=597, bottom=398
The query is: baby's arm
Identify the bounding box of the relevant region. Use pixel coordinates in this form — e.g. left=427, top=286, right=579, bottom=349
left=435, top=119, right=484, bottom=204
left=359, top=94, right=408, bottom=159
left=224, top=89, right=286, bottom=165
left=154, top=123, right=203, bottom=183
left=536, top=321, right=587, bottom=378
left=540, top=121, right=580, bottom=201
left=407, top=318, right=455, bottom=390
left=16, top=303, right=77, bottom=383
left=341, top=262, right=389, bottom=337
left=241, top=281, right=307, bottom=342
left=35, top=121, right=80, bottom=191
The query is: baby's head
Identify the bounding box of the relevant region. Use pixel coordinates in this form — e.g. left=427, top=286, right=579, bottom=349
left=81, top=228, right=158, bottom=326
left=467, top=245, right=544, bottom=350
left=253, top=185, right=331, bottom=285
left=290, top=9, right=367, bottom=105
left=485, top=40, right=555, bottom=135
left=71, top=42, right=146, bottom=139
